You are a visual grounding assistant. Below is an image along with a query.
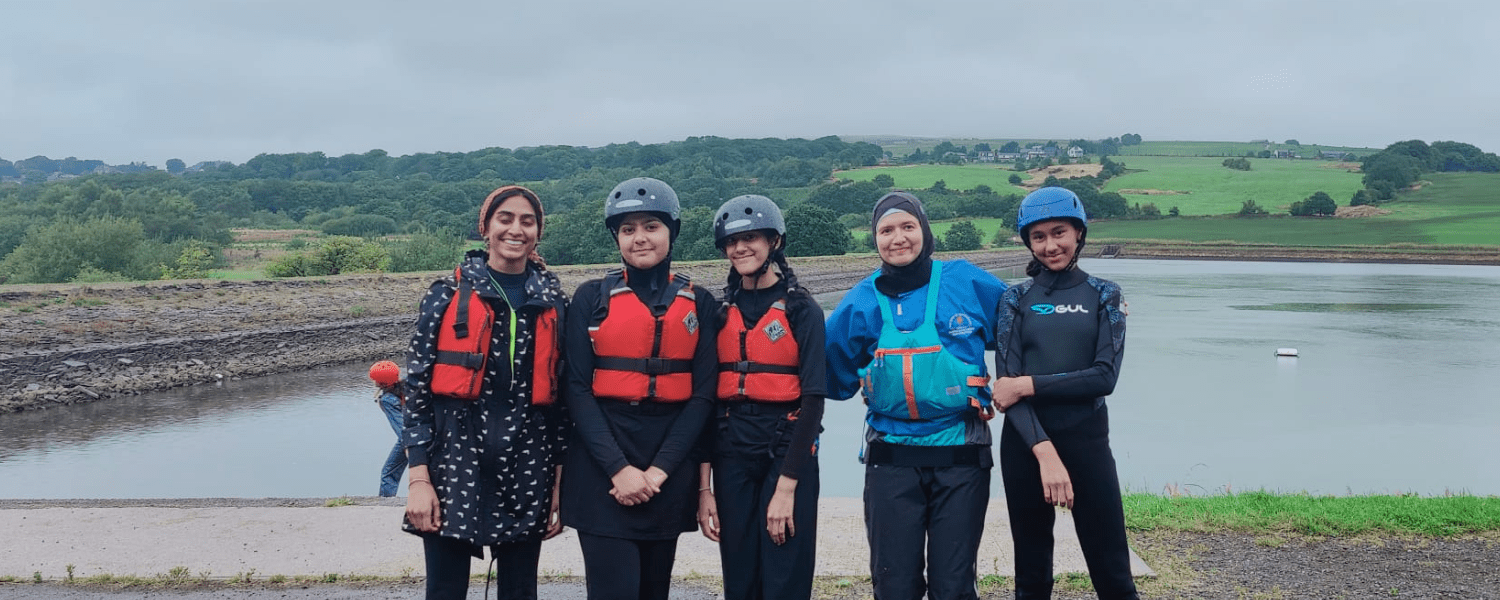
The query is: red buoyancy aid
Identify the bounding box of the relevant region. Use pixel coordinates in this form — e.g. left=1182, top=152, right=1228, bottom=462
left=588, top=272, right=700, bottom=403
left=716, top=300, right=801, bottom=402
left=432, top=267, right=560, bottom=405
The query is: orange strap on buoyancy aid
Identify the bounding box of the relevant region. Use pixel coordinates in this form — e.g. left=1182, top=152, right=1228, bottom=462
left=716, top=300, right=801, bottom=402
left=588, top=271, right=700, bottom=403
left=431, top=267, right=559, bottom=405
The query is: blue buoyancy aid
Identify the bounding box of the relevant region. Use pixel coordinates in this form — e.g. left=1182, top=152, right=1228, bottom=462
left=858, top=261, right=992, bottom=437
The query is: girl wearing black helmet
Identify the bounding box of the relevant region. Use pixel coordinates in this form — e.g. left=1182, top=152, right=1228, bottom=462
left=695, top=195, right=826, bottom=600
left=559, top=177, right=718, bottom=600
left=993, top=186, right=1139, bottom=599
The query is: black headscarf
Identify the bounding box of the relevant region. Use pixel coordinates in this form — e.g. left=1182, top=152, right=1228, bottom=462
left=870, top=191, right=936, bottom=297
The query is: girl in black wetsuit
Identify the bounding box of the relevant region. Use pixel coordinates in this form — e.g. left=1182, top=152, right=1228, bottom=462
left=993, top=187, right=1139, bottom=600
left=559, top=177, right=717, bottom=600
left=696, top=195, right=825, bottom=600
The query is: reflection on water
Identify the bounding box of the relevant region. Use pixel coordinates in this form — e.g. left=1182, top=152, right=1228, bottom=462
left=2, top=259, right=1499, bottom=499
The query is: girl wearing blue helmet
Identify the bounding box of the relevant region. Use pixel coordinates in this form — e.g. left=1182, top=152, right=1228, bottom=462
left=993, top=186, right=1139, bottom=599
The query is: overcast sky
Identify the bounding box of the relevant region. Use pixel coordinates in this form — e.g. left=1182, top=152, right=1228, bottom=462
left=3, top=0, right=1496, bottom=166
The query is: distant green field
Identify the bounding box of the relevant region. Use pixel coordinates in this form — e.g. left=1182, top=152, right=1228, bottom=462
left=1113, top=140, right=1379, bottom=158
left=1093, top=172, right=1500, bottom=245
left=1105, top=156, right=1365, bottom=216
left=848, top=217, right=1017, bottom=249
left=834, top=164, right=1030, bottom=193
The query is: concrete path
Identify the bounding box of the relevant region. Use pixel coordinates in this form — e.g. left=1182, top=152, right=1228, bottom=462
left=0, top=498, right=1153, bottom=582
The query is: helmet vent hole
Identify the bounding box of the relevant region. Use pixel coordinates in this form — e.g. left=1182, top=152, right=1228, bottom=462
left=743, top=207, right=753, bottom=215
left=636, top=188, right=647, bottom=196
left=613, top=191, right=621, bottom=199
left=720, top=212, right=728, bottom=220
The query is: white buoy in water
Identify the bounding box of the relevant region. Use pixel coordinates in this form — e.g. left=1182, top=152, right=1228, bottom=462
left=1276, top=348, right=1299, bottom=357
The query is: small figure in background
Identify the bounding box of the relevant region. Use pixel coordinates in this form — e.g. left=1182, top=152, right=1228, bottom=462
left=369, top=360, right=407, bottom=498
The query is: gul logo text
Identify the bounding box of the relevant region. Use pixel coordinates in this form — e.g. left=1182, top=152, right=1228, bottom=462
left=1029, top=304, right=1090, bottom=315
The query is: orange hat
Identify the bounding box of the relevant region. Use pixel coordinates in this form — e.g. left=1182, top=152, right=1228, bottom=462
left=368, top=360, right=401, bottom=386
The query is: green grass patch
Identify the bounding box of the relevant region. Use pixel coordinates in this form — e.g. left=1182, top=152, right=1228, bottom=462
left=834, top=164, right=1027, bottom=193
left=1092, top=171, right=1500, bottom=245
left=1103, top=156, right=1365, bottom=216
left=1123, top=491, right=1500, bottom=537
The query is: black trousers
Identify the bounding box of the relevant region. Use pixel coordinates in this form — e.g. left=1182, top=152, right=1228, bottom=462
left=1000, top=405, right=1139, bottom=600
left=713, top=453, right=819, bottom=600
left=422, top=535, right=542, bottom=600
left=577, top=531, right=679, bottom=600
left=864, top=462, right=990, bottom=600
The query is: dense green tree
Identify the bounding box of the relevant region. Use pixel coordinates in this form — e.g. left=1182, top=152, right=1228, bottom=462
left=872, top=173, right=895, bottom=188
left=944, top=220, right=982, bottom=251
left=1350, top=189, right=1374, bottom=206
left=536, top=205, right=618, bottom=266
left=266, top=236, right=388, bottom=277
left=0, top=217, right=148, bottom=283
left=386, top=228, right=464, bottom=272
left=1008, top=174, right=1023, bottom=186
left=1290, top=191, right=1337, bottom=216
left=321, top=214, right=399, bottom=237
left=1000, top=141, right=1021, bottom=153
left=783, top=204, right=850, bottom=257
left=1222, top=157, right=1252, bottom=171
left=166, top=158, right=186, bottom=174
left=1238, top=199, right=1267, bottom=216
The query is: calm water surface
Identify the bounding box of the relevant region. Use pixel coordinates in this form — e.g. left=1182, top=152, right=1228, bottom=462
left=2, top=259, right=1497, bottom=499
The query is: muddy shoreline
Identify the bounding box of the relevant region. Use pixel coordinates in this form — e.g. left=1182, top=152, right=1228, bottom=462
left=0, top=251, right=1030, bottom=413
left=3, top=245, right=1491, bottom=413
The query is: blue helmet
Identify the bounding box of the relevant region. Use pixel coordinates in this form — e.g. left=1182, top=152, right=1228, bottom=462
left=1016, top=187, right=1087, bottom=236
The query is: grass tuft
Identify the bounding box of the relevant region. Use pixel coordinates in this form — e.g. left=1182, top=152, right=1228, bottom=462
left=1124, top=491, right=1500, bottom=536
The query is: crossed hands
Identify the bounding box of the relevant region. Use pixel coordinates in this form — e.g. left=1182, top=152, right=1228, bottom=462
left=609, top=465, right=667, bottom=506
left=991, top=376, right=1035, bottom=412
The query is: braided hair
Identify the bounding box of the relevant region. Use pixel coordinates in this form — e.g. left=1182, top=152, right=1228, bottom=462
left=719, top=233, right=807, bottom=320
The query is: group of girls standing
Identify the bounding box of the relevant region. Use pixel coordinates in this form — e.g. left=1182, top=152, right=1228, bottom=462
left=395, top=176, right=1138, bottom=600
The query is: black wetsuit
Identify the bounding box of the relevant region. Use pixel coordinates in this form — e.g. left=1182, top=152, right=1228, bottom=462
left=996, top=267, right=1138, bottom=600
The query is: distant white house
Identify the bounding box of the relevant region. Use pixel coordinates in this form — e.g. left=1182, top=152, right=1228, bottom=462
left=1066, top=146, right=1084, bottom=158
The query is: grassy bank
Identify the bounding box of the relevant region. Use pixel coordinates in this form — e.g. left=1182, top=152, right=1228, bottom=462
left=1124, top=491, right=1500, bottom=537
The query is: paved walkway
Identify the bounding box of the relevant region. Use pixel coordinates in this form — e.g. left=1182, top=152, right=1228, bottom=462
left=1, top=498, right=1153, bottom=582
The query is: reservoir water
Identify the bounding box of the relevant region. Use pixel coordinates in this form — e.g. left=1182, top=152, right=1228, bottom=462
left=2, top=259, right=1497, bottom=499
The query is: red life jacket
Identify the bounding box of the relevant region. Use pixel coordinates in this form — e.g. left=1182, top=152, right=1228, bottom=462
left=432, top=267, right=559, bottom=406
left=589, top=271, right=700, bottom=403
left=717, top=299, right=801, bottom=402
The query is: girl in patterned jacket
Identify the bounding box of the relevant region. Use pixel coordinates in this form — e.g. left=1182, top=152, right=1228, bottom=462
left=402, top=185, right=570, bottom=600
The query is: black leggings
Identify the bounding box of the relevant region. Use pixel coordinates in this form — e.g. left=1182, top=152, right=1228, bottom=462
left=577, top=531, right=679, bottom=600
left=713, top=453, right=819, bottom=600
left=1000, top=405, right=1139, bottom=600
left=422, top=535, right=542, bottom=600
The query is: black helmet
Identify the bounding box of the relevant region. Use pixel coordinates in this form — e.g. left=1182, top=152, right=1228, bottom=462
left=713, top=195, right=786, bottom=250
left=604, top=177, right=680, bottom=234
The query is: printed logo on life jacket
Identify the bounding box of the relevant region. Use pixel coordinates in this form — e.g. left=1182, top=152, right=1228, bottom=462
left=683, top=311, right=699, bottom=335
left=762, top=319, right=787, bottom=343
left=946, top=313, right=978, bottom=336
left=1030, top=303, right=1090, bottom=315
